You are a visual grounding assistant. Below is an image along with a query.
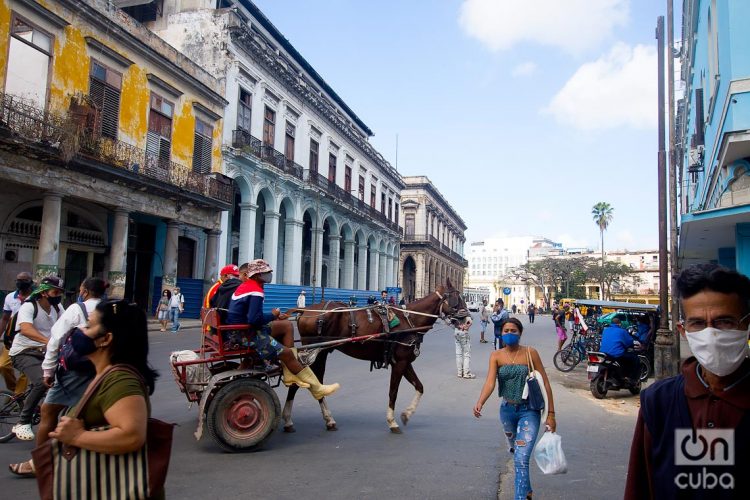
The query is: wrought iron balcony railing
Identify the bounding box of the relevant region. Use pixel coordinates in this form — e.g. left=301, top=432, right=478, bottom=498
left=402, top=233, right=467, bottom=264
left=231, top=129, right=304, bottom=180
left=0, top=93, right=232, bottom=204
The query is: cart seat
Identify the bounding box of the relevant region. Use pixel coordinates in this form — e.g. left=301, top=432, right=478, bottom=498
left=202, top=308, right=256, bottom=356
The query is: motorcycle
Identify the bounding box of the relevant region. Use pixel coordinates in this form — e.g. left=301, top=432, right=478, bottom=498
left=586, top=350, right=649, bottom=399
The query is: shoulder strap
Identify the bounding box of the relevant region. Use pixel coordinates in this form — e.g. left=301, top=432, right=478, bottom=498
left=70, top=364, right=146, bottom=419
left=32, top=300, right=38, bottom=320
left=77, top=301, right=88, bottom=321
left=526, top=347, right=536, bottom=372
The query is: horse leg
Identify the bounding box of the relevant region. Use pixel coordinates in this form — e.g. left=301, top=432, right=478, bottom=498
left=400, top=363, right=424, bottom=426
left=311, top=350, right=337, bottom=431
left=387, top=361, right=407, bottom=434
left=282, top=385, right=299, bottom=433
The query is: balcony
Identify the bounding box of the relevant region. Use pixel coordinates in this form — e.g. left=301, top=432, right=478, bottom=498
left=0, top=93, right=232, bottom=206
left=402, top=233, right=468, bottom=265
left=231, top=128, right=401, bottom=234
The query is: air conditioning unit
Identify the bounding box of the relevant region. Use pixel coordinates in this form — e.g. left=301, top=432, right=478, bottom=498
left=688, top=145, right=705, bottom=172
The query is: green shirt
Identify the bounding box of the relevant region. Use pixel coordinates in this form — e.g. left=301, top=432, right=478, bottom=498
left=68, top=370, right=148, bottom=427
left=497, top=364, right=529, bottom=403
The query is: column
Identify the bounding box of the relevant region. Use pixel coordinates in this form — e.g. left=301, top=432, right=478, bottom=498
left=35, top=192, right=62, bottom=279
left=162, top=221, right=180, bottom=291
left=378, top=250, right=387, bottom=290
left=342, top=239, right=355, bottom=289
left=312, top=227, right=324, bottom=288
left=357, top=243, right=368, bottom=290
left=369, top=246, right=380, bottom=291
left=107, top=208, right=129, bottom=299
left=262, top=211, right=280, bottom=282
left=238, top=202, right=257, bottom=265
left=328, top=235, right=341, bottom=289
left=203, top=229, right=221, bottom=283
left=384, top=253, right=393, bottom=289
left=283, top=219, right=304, bottom=285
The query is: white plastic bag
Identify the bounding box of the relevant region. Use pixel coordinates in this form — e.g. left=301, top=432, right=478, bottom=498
left=534, top=432, right=568, bottom=475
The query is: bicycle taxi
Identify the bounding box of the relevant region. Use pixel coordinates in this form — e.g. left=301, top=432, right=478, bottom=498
left=169, top=308, right=283, bottom=452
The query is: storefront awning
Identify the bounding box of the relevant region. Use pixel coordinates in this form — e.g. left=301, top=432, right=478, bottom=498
left=679, top=204, right=750, bottom=267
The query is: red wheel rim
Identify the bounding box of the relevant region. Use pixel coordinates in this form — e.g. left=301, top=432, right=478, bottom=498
left=222, top=394, right=269, bottom=440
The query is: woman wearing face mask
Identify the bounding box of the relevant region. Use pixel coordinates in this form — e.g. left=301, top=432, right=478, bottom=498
left=46, top=300, right=163, bottom=497
left=156, top=290, right=171, bottom=332
left=473, top=318, right=556, bottom=500
left=226, top=259, right=340, bottom=400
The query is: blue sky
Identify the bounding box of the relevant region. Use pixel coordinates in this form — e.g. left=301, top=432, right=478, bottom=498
left=253, top=0, right=673, bottom=251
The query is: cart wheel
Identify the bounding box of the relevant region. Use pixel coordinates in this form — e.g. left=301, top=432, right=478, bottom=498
left=206, top=378, right=280, bottom=452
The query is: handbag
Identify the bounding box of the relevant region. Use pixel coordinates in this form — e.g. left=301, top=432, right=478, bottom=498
left=524, top=348, right=546, bottom=411
left=32, top=364, right=174, bottom=500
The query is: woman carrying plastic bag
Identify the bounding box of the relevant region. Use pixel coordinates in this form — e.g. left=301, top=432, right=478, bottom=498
left=474, top=318, right=558, bottom=500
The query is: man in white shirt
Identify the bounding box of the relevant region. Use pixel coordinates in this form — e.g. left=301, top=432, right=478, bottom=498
left=169, top=287, right=184, bottom=333
left=297, top=290, right=306, bottom=308
left=9, top=278, right=107, bottom=478
left=9, top=276, right=64, bottom=441
left=0, top=272, right=33, bottom=393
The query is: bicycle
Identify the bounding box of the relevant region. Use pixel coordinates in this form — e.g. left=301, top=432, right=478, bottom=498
left=0, top=387, right=42, bottom=443
left=553, top=331, right=588, bottom=372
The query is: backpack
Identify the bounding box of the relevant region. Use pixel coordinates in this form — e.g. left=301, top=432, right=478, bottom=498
left=3, top=299, right=61, bottom=350
left=58, top=302, right=95, bottom=374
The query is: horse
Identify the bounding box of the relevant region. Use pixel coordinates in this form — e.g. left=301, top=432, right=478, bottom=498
left=278, top=279, right=468, bottom=434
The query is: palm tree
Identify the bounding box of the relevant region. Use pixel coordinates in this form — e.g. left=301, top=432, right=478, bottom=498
left=592, top=202, right=614, bottom=299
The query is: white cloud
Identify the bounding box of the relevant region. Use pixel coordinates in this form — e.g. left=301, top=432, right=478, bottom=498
left=458, top=0, right=629, bottom=54
left=544, top=43, right=656, bottom=131
left=511, top=61, right=538, bottom=78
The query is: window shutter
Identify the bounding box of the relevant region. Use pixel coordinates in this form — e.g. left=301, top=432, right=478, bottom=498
left=192, top=133, right=212, bottom=174
left=89, top=77, right=120, bottom=140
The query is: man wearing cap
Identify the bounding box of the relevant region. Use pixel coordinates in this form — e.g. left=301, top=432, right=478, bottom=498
left=204, top=264, right=240, bottom=309
left=9, top=276, right=64, bottom=441
left=227, top=259, right=340, bottom=400
left=0, top=272, right=33, bottom=394
left=297, top=290, right=306, bottom=309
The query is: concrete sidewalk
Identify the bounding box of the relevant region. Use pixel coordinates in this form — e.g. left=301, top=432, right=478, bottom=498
left=147, top=318, right=202, bottom=332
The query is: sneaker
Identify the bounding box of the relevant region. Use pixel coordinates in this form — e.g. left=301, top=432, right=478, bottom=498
left=463, top=373, right=477, bottom=379
left=12, top=423, right=34, bottom=441
left=176, top=323, right=182, bottom=332
left=457, top=373, right=464, bottom=378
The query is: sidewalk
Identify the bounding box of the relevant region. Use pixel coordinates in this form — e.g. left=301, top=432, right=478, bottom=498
left=147, top=318, right=202, bottom=332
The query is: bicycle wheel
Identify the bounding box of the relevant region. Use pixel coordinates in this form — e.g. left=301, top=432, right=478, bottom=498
left=553, top=347, right=581, bottom=372
left=0, top=390, right=23, bottom=443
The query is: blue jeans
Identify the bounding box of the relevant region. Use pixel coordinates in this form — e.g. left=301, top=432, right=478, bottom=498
left=170, top=307, right=181, bottom=331
left=500, top=401, right=541, bottom=500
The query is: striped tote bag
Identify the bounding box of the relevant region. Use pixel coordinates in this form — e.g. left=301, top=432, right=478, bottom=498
left=32, top=365, right=174, bottom=500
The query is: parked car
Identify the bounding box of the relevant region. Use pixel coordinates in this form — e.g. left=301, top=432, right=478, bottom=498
left=467, top=301, right=480, bottom=312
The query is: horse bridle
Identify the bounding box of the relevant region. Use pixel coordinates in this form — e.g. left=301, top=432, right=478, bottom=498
left=435, top=289, right=465, bottom=324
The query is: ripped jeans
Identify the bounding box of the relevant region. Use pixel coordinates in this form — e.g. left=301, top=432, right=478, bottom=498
left=500, top=400, right=541, bottom=500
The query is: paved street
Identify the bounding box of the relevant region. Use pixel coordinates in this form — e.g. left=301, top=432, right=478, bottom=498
left=1, top=313, right=643, bottom=499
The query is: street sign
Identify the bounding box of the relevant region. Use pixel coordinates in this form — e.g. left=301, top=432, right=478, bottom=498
left=503, top=287, right=511, bottom=295
left=386, top=287, right=402, bottom=294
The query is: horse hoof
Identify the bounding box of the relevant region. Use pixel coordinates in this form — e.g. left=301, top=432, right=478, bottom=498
left=326, top=424, right=338, bottom=431
left=283, top=426, right=296, bottom=433
left=390, top=427, right=402, bottom=434
left=400, top=413, right=409, bottom=426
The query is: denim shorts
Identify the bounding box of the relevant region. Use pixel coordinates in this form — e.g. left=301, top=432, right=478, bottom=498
left=45, top=369, right=94, bottom=407
left=227, top=325, right=284, bottom=360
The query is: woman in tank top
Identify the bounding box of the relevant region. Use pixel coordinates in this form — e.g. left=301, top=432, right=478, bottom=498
left=473, top=318, right=557, bottom=500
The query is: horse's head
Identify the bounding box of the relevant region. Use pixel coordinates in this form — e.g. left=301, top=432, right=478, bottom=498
left=436, top=278, right=469, bottom=326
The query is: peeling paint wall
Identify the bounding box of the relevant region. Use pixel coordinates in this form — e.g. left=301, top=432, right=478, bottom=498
left=0, top=1, right=10, bottom=87
left=171, top=98, right=195, bottom=166
left=119, top=65, right=149, bottom=149
left=212, top=118, right=223, bottom=172
left=49, top=25, right=89, bottom=111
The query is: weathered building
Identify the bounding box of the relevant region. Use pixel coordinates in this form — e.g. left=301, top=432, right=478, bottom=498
left=0, top=0, right=231, bottom=313
left=143, top=0, right=404, bottom=292
left=399, top=176, right=467, bottom=302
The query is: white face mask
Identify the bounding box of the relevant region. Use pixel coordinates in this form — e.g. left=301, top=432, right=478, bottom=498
left=685, top=327, right=750, bottom=377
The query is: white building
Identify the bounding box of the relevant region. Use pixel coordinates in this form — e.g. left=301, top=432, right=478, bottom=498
left=146, top=0, right=403, bottom=290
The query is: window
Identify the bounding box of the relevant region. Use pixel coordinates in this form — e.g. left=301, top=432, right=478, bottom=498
left=5, top=15, right=52, bottom=109
left=309, top=139, right=319, bottom=173
left=263, top=106, right=275, bottom=146
left=388, top=198, right=393, bottom=220
left=345, top=165, right=352, bottom=193
left=405, top=214, right=415, bottom=236
left=395, top=203, right=399, bottom=224
left=89, top=60, right=121, bottom=140
left=328, top=153, right=337, bottom=183
left=237, top=88, right=252, bottom=132
left=381, top=193, right=386, bottom=214
left=284, top=121, right=295, bottom=161
left=192, top=119, right=213, bottom=174
left=371, top=185, right=377, bottom=207
left=358, top=175, right=365, bottom=200
left=146, top=93, right=173, bottom=168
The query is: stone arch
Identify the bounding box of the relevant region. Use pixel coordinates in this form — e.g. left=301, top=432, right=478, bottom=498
left=402, top=253, right=417, bottom=302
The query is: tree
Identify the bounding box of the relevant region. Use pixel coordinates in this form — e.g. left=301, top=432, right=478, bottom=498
left=592, top=202, right=614, bottom=299
left=595, top=260, right=638, bottom=300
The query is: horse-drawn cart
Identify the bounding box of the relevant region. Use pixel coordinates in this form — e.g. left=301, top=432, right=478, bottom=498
left=169, top=309, right=282, bottom=452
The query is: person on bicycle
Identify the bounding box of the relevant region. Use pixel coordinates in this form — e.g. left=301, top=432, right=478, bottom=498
left=9, top=276, right=64, bottom=441
left=600, top=317, right=640, bottom=383
left=226, top=259, right=340, bottom=400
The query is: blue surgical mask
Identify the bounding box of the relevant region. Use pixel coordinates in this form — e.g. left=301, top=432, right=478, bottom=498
left=77, top=294, right=85, bottom=303
left=502, top=333, right=520, bottom=346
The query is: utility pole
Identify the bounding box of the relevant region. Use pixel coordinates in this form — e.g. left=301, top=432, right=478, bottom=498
left=655, top=16, right=676, bottom=379
left=667, top=0, right=681, bottom=374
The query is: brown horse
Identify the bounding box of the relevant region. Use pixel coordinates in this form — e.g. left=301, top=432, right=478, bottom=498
left=278, top=279, right=467, bottom=434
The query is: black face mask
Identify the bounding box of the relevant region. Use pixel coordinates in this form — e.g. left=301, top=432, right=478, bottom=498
left=16, top=280, right=32, bottom=292
left=47, top=295, right=63, bottom=306
left=71, top=328, right=98, bottom=356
